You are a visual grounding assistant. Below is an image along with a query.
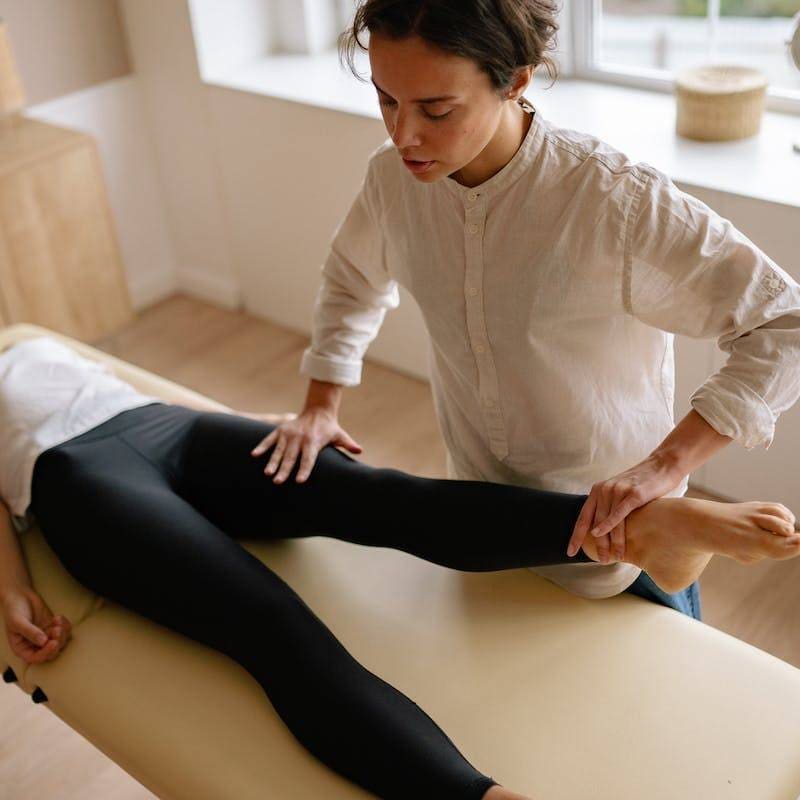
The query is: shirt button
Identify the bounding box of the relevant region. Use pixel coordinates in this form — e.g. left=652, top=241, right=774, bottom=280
left=475, top=344, right=486, bottom=354
left=467, top=287, right=478, bottom=296
left=467, top=191, right=478, bottom=201
left=468, top=224, right=479, bottom=234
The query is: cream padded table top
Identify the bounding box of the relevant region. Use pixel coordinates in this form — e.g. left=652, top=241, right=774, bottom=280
left=2, top=323, right=800, bottom=800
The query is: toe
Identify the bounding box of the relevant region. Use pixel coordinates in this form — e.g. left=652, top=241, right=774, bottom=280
left=775, top=535, right=800, bottom=560
left=760, top=503, right=796, bottom=528
left=755, top=513, right=796, bottom=537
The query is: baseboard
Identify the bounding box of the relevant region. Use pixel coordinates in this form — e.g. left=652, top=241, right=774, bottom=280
left=176, top=269, right=242, bottom=310
left=128, top=271, right=179, bottom=311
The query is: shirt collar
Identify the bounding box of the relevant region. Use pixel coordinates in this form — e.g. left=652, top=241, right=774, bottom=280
left=439, top=96, right=543, bottom=203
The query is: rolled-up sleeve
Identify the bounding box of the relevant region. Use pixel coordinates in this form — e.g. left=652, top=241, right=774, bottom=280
left=624, top=163, right=800, bottom=450
left=299, top=157, right=399, bottom=387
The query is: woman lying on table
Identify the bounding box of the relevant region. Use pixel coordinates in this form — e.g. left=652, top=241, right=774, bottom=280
left=2, top=336, right=797, bottom=800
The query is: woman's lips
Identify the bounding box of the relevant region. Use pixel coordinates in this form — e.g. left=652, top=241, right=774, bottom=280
left=402, top=158, right=436, bottom=174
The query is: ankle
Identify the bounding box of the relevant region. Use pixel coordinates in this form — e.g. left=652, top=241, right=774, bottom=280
left=579, top=510, right=646, bottom=567
left=616, top=504, right=651, bottom=568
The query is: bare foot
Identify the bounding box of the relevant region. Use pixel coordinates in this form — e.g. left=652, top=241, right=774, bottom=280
left=483, top=785, right=533, bottom=800
left=580, top=498, right=799, bottom=594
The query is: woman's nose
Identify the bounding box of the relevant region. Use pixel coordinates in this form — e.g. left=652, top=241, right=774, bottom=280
left=391, top=108, right=421, bottom=149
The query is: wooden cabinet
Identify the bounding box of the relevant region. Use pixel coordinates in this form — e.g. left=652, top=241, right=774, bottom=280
left=0, top=115, right=133, bottom=341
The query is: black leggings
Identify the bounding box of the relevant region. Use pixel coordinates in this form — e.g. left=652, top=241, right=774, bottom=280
left=30, top=403, right=594, bottom=800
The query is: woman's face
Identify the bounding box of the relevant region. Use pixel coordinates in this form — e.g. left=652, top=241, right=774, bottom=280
left=368, top=33, right=507, bottom=183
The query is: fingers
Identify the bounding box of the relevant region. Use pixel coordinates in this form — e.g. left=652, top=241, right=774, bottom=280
left=339, top=433, right=363, bottom=454
left=610, top=518, right=626, bottom=562
left=295, top=444, right=320, bottom=484
left=256, top=427, right=319, bottom=484
left=593, top=492, right=613, bottom=564
left=18, top=619, right=48, bottom=648
left=263, top=434, right=286, bottom=475
left=13, top=615, right=72, bottom=664
left=251, top=415, right=353, bottom=485
left=26, top=637, right=60, bottom=664
left=591, top=492, right=641, bottom=539
left=273, top=439, right=301, bottom=484
left=567, top=492, right=597, bottom=557
left=251, top=429, right=277, bottom=458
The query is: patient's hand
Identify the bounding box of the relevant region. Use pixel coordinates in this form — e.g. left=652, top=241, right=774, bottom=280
left=2, top=587, right=72, bottom=665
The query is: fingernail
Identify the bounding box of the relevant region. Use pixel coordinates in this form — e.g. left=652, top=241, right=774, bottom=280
left=566, top=546, right=575, bottom=557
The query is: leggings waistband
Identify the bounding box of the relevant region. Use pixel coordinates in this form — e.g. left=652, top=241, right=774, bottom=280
left=59, top=402, right=194, bottom=447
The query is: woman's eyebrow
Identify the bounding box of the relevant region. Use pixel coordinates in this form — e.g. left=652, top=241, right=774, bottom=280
left=370, top=78, right=457, bottom=104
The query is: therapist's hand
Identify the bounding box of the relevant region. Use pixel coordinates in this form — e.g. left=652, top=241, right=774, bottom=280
left=566, top=455, right=684, bottom=563
left=250, top=407, right=363, bottom=484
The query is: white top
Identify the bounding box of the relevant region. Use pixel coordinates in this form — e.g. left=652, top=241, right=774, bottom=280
left=300, top=99, right=800, bottom=600
left=0, top=337, right=159, bottom=526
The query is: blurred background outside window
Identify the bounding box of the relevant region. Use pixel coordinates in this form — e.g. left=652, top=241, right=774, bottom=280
left=599, top=0, right=799, bottom=90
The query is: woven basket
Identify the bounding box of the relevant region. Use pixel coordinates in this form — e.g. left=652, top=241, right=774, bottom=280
left=674, top=65, right=768, bottom=142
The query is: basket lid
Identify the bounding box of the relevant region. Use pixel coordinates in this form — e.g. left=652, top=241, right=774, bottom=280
left=675, top=65, right=768, bottom=94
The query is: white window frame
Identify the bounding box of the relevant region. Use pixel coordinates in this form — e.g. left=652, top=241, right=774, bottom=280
left=571, top=0, right=800, bottom=114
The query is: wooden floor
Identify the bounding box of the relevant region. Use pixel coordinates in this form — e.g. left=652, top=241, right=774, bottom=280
left=3, top=293, right=800, bottom=798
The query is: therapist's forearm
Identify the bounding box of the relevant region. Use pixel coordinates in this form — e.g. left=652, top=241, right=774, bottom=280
left=650, top=408, right=733, bottom=478
left=0, top=505, right=33, bottom=602
left=302, top=378, right=345, bottom=417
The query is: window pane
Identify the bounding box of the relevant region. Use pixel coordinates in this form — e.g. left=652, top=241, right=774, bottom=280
left=598, top=0, right=713, bottom=73
left=599, top=0, right=800, bottom=92
left=716, top=1, right=800, bottom=91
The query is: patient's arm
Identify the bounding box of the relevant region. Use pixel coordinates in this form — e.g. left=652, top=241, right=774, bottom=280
left=0, top=500, right=72, bottom=663
left=0, top=500, right=32, bottom=603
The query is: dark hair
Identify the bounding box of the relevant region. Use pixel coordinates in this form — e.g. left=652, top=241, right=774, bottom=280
left=339, top=0, right=561, bottom=95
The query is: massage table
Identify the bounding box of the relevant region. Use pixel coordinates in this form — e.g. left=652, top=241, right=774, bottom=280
left=2, top=322, right=799, bottom=800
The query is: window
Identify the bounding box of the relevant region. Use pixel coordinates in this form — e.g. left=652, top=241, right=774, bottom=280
left=190, top=0, right=799, bottom=115
left=572, top=0, right=800, bottom=112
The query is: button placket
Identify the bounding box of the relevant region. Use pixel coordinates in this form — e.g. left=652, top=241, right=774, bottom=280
left=462, top=192, right=508, bottom=459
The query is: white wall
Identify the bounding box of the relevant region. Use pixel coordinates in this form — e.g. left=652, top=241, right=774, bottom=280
left=3, top=0, right=178, bottom=313
left=25, top=76, right=179, bottom=310
left=0, top=0, right=130, bottom=105
left=119, top=0, right=241, bottom=310
left=204, top=85, right=431, bottom=378
left=188, top=0, right=275, bottom=81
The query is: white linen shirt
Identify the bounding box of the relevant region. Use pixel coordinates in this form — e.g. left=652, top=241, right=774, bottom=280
left=299, top=98, right=800, bottom=599
left=0, top=337, right=159, bottom=528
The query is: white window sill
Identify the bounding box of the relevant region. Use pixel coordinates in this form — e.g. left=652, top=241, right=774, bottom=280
left=206, top=51, right=800, bottom=209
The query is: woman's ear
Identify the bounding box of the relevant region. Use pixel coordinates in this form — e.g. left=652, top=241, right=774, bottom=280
left=506, top=66, right=534, bottom=102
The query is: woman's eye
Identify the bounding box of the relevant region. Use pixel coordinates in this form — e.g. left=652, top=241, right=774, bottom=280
left=378, top=97, right=452, bottom=121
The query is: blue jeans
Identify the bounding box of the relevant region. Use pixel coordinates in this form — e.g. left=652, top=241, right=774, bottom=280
left=624, top=571, right=702, bottom=621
